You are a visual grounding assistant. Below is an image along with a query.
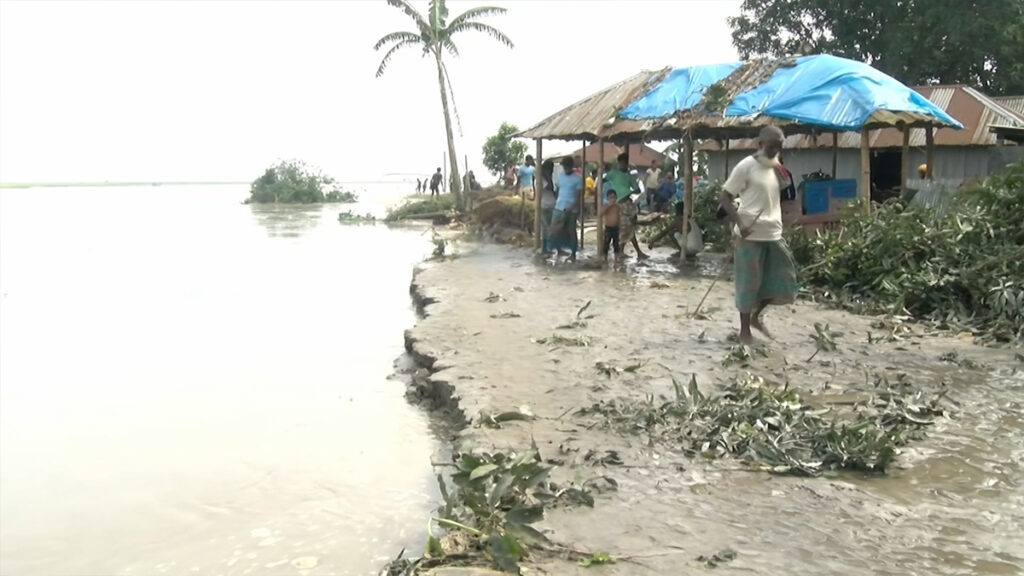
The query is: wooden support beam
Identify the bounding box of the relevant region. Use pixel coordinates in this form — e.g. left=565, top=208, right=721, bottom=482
left=579, top=139, right=586, bottom=250
left=534, top=139, right=543, bottom=250
left=682, top=129, right=694, bottom=259
left=832, top=131, right=839, bottom=179
left=723, top=138, right=730, bottom=179
left=900, top=123, right=910, bottom=195
left=597, top=140, right=605, bottom=257
left=925, top=126, right=935, bottom=181
left=859, top=128, right=871, bottom=215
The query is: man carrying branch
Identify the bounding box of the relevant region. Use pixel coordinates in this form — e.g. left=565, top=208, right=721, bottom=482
left=719, top=125, right=798, bottom=344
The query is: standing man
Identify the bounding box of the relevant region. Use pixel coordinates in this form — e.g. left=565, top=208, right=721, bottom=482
left=644, top=160, right=662, bottom=210
left=429, top=168, right=442, bottom=197
left=719, top=125, right=798, bottom=345
left=516, top=155, right=536, bottom=201
left=605, top=152, right=649, bottom=260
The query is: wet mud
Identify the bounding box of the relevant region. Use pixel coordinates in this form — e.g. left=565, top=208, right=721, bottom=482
left=401, top=242, right=1023, bottom=575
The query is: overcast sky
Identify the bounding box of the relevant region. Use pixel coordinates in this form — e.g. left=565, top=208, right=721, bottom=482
left=0, top=0, right=741, bottom=184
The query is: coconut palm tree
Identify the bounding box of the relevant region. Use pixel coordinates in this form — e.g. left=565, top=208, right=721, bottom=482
left=374, top=0, right=513, bottom=209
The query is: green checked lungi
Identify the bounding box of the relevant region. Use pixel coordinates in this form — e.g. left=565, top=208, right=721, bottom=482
left=733, top=238, right=798, bottom=313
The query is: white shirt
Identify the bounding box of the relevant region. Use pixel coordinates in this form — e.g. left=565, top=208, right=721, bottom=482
left=722, top=154, right=783, bottom=242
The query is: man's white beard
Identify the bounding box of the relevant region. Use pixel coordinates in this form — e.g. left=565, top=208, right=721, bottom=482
left=754, top=151, right=780, bottom=168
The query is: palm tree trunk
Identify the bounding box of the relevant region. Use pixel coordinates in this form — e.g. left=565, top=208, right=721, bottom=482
left=434, top=51, right=463, bottom=208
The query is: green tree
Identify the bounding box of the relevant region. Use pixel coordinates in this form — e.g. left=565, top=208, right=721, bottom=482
left=247, top=160, right=347, bottom=204
left=728, top=0, right=1024, bottom=96
left=481, top=122, right=528, bottom=177
left=374, top=0, right=514, bottom=209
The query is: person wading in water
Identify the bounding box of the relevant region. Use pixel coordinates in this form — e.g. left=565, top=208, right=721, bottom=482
left=719, top=125, right=798, bottom=345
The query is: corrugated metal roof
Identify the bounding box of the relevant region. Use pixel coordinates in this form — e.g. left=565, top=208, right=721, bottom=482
left=992, top=96, right=1024, bottom=121
left=701, top=85, right=1024, bottom=151
left=517, top=69, right=671, bottom=141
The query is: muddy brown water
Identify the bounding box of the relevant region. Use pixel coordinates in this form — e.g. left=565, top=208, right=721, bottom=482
left=407, top=242, right=1024, bottom=575
left=0, top=185, right=442, bottom=575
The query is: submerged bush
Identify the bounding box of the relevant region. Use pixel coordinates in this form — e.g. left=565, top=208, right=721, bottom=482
left=246, top=160, right=354, bottom=204
left=385, top=195, right=456, bottom=222
left=789, top=160, right=1024, bottom=342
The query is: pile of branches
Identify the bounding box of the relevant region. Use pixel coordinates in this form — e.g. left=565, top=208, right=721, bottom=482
left=575, top=373, right=945, bottom=477
left=789, top=160, right=1024, bottom=342
left=472, top=196, right=534, bottom=232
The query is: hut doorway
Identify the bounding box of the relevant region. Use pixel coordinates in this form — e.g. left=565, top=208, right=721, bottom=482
left=870, top=149, right=903, bottom=201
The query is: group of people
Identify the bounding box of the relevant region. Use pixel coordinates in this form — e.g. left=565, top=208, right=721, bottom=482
left=527, top=125, right=799, bottom=345
left=533, top=152, right=651, bottom=262
left=415, top=169, right=444, bottom=197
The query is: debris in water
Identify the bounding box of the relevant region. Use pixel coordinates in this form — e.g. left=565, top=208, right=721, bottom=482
left=697, top=547, right=737, bottom=568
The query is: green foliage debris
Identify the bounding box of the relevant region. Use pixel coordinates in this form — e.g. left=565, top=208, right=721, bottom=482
left=789, top=160, right=1024, bottom=342
left=575, top=373, right=945, bottom=476
left=385, top=195, right=457, bottom=222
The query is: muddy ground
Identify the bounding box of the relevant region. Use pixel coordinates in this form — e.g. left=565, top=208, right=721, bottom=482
left=400, top=241, right=1023, bottom=576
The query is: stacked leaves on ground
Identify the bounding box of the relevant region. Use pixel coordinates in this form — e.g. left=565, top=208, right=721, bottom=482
left=575, top=374, right=945, bottom=477
left=383, top=448, right=617, bottom=575
left=788, top=160, right=1024, bottom=342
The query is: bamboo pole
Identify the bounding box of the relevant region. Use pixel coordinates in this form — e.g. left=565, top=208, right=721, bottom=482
left=682, top=129, right=694, bottom=259
left=597, top=140, right=605, bottom=257
left=534, top=139, right=543, bottom=250
left=723, top=138, right=730, bottom=179
left=900, top=123, right=910, bottom=195
left=859, top=128, right=871, bottom=215
left=443, top=152, right=447, bottom=192
left=925, top=125, right=935, bottom=181
left=579, top=139, right=586, bottom=250
left=831, top=130, right=839, bottom=177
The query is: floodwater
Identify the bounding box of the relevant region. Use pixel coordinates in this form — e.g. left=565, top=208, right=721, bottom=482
left=0, top=184, right=439, bottom=575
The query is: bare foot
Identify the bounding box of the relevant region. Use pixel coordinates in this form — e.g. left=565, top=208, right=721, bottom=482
left=638, top=251, right=650, bottom=261
left=739, top=332, right=756, bottom=345
left=750, top=315, right=774, bottom=339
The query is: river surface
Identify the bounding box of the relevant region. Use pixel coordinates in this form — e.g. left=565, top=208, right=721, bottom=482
left=0, top=184, right=438, bottom=575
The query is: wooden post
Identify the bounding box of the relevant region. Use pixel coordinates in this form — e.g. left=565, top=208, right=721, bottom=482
left=859, top=128, right=871, bottom=215
left=579, top=139, right=586, bottom=250
left=925, top=125, right=935, bottom=181
left=534, top=139, right=543, bottom=250
left=682, top=128, right=694, bottom=259
left=723, top=138, right=730, bottom=179
left=465, top=154, right=471, bottom=211
left=831, top=131, right=839, bottom=179
left=900, top=123, right=910, bottom=194
left=597, top=140, right=605, bottom=257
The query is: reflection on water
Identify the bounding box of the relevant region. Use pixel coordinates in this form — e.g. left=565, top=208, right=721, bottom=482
left=250, top=203, right=326, bottom=238
left=0, top=184, right=437, bottom=575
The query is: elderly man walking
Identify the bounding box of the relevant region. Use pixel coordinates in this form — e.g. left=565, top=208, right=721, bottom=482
left=719, top=126, right=797, bottom=344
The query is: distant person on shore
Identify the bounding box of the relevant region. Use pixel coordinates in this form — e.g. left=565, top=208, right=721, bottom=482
left=416, top=178, right=423, bottom=194
left=429, top=168, right=442, bottom=197
left=516, top=155, right=536, bottom=201
left=719, top=125, right=797, bottom=345
left=606, top=153, right=649, bottom=260
left=602, top=188, right=621, bottom=259
left=538, top=159, right=557, bottom=254
left=549, top=156, right=583, bottom=261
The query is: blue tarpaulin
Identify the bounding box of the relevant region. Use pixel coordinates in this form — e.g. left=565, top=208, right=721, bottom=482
left=620, top=55, right=963, bottom=131
left=619, top=63, right=741, bottom=120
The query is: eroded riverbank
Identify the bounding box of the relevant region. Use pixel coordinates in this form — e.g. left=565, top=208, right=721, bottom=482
left=397, top=242, right=1024, bottom=575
